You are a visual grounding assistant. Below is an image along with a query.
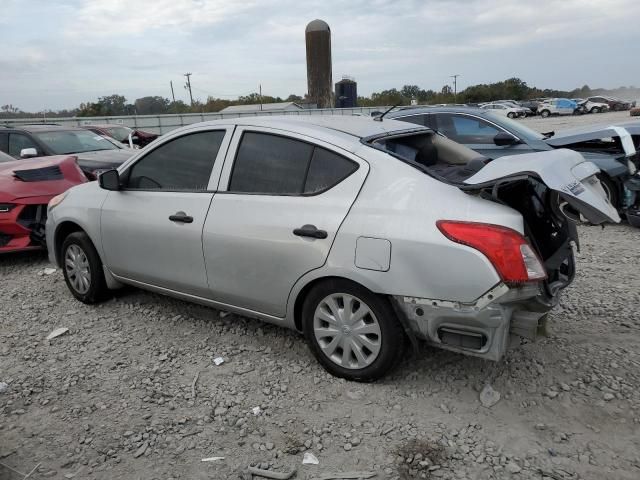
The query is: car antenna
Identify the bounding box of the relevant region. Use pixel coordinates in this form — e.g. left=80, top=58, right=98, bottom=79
left=374, top=104, right=401, bottom=122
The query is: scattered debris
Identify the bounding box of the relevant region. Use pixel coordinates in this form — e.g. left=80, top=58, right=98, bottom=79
left=43, top=267, right=57, bottom=275
left=252, top=406, right=262, bottom=416
left=479, top=384, right=501, bottom=408
left=236, top=365, right=255, bottom=375
left=201, top=456, right=225, bottom=462
left=316, top=472, right=377, bottom=479
left=46, top=327, right=69, bottom=341
left=133, top=442, right=148, bottom=458
left=213, top=357, right=225, bottom=366
left=0, top=461, right=42, bottom=480
left=247, top=466, right=296, bottom=479
left=0, top=382, right=8, bottom=394
left=302, top=452, right=319, bottom=465
left=191, top=371, right=199, bottom=399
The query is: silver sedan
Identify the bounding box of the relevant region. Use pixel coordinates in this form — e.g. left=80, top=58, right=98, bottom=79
left=45, top=116, right=618, bottom=381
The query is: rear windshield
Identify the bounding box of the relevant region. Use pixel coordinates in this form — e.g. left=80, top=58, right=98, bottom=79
left=367, top=131, right=488, bottom=184
left=34, top=130, right=121, bottom=154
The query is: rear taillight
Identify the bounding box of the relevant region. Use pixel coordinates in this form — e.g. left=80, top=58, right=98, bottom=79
left=437, top=221, right=547, bottom=284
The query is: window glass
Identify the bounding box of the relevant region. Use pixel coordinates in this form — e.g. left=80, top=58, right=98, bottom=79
left=229, top=132, right=313, bottom=194
left=9, top=134, right=39, bottom=157
left=436, top=114, right=500, bottom=144
left=127, top=130, right=224, bottom=190
left=33, top=130, right=120, bottom=154
left=0, top=133, right=8, bottom=154
left=397, top=115, right=426, bottom=126
left=305, top=148, right=358, bottom=194
left=228, top=132, right=358, bottom=195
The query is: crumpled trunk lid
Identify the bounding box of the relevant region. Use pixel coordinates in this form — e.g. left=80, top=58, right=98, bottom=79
left=463, top=149, right=620, bottom=225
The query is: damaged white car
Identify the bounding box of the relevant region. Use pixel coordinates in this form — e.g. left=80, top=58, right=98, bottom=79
left=46, top=116, right=619, bottom=381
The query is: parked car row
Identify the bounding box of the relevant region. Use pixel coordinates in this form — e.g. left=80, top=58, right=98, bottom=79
left=0, top=113, right=634, bottom=381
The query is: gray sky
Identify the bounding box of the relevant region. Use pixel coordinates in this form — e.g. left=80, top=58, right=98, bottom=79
left=2, top=0, right=639, bottom=111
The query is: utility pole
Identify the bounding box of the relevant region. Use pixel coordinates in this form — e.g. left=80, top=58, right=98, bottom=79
left=259, top=84, right=263, bottom=111
left=450, top=74, right=460, bottom=102
left=170, top=81, right=176, bottom=103
left=184, top=73, right=194, bottom=106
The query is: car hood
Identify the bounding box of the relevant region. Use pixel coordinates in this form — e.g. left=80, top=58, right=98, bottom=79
left=0, top=155, right=87, bottom=203
left=545, top=123, right=639, bottom=156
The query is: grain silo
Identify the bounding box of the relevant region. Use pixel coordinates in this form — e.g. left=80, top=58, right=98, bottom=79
left=305, top=19, right=332, bottom=109
left=335, top=76, right=357, bottom=108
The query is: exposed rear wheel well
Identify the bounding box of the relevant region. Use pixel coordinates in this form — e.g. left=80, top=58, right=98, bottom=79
left=54, top=221, right=84, bottom=267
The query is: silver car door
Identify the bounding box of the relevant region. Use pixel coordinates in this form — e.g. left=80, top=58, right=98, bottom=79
left=100, top=127, right=232, bottom=297
left=464, top=149, right=620, bottom=224
left=202, top=127, right=368, bottom=317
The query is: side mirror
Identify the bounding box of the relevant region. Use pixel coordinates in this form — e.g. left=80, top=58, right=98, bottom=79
left=494, top=131, right=520, bottom=146
left=98, top=169, right=121, bottom=191
left=20, top=148, right=38, bottom=158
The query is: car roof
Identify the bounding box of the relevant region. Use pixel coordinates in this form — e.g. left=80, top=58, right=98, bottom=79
left=83, top=124, right=130, bottom=129
left=387, top=106, right=493, bottom=117
left=9, top=124, right=86, bottom=133
left=180, top=115, right=430, bottom=148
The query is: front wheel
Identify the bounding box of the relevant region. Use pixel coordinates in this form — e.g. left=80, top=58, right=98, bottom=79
left=590, top=107, right=600, bottom=114
left=507, top=112, right=516, bottom=119
left=61, top=232, right=109, bottom=303
left=540, top=109, right=550, bottom=118
left=302, top=279, right=405, bottom=382
left=597, top=174, right=619, bottom=209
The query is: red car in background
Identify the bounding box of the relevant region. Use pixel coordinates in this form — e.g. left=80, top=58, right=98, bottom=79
left=82, top=124, right=159, bottom=148
left=0, top=151, right=86, bottom=253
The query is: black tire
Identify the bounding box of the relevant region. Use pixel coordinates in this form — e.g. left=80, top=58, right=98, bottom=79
left=597, top=174, right=619, bottom=210
left=590, top=107, right=600, bottom=114
left=61, top=231, right=109, bottom=304
left=302, top=279, right=405, bottom=382
left=507, top=112, right=516, bottom=119
left=540, top=109, right=550, bottom=118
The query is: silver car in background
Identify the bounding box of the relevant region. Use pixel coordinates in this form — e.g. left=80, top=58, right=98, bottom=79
left=45, top=116, right=619, bottom=381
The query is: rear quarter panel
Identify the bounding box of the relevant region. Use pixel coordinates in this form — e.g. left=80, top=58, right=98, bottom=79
left=288, top=146, right=524, bottom=312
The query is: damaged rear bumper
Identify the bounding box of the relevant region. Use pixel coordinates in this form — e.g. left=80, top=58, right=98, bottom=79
left=394, top=282, right=555, bottom=361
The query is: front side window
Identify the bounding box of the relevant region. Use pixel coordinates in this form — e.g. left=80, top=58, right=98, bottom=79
left=9, top=134, right=39, bottom=157
left=435, top=114, right=500, bottom=144
left=229, top=132, right=358, bottom=195
left=127, top=130, right=225, bottom=190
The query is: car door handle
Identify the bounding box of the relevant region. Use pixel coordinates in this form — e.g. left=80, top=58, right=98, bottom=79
left=169, top=212, right=193, bottom=223
left=293, top=224, right=327, bottom=239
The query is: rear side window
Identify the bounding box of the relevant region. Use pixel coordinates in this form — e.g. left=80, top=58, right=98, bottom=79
left=127, top=130, right=225, bottom=190
left=229, top=132, right=358, bottom=195
left=396, top=115, right=426, bottom=127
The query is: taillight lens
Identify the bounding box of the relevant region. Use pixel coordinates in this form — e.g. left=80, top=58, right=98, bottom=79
left=437, top=220, right=547, bottom=284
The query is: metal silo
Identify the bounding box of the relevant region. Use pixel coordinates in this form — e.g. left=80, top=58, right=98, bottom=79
left=335, top=76, right=358, bottom=108
left=305, top=19, right=332, bottom=109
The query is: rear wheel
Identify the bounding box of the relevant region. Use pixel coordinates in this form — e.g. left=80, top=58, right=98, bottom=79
left=540, top=109, right=550, bottom=118
left=507, top=112, right=516, bottom=119
left=302, top=279, right=405, bottom=382
left=61, top=232, right=109, bottom=303
left=590, top=107, right=601, bottom=114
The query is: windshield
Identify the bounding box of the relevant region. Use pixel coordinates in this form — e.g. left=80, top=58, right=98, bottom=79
left=105, top=126, right=133, bottom=142
left=34, top=130, right=121, bottom=154
left=484, top=112, right=545, bottom=141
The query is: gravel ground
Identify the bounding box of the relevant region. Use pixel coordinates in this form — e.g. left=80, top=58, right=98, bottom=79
left=1, top=112, right=639, bottom=480
left=1, top=225, right=639, bottom=480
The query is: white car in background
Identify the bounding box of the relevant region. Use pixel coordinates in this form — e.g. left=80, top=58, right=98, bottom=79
left=479, top=103, right=526, bottom=118
left=537, top=99, right=577, bottom=117
left=572, top=98, right=610, bottom=114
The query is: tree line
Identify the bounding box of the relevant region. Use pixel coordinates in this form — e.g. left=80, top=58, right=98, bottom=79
left=2, top=78, right=638, bottom=118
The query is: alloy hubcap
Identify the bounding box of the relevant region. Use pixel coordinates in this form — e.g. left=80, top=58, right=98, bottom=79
left=313, top=293, right=382, bottom=369
left=65, top=244, right=91, bottom=294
